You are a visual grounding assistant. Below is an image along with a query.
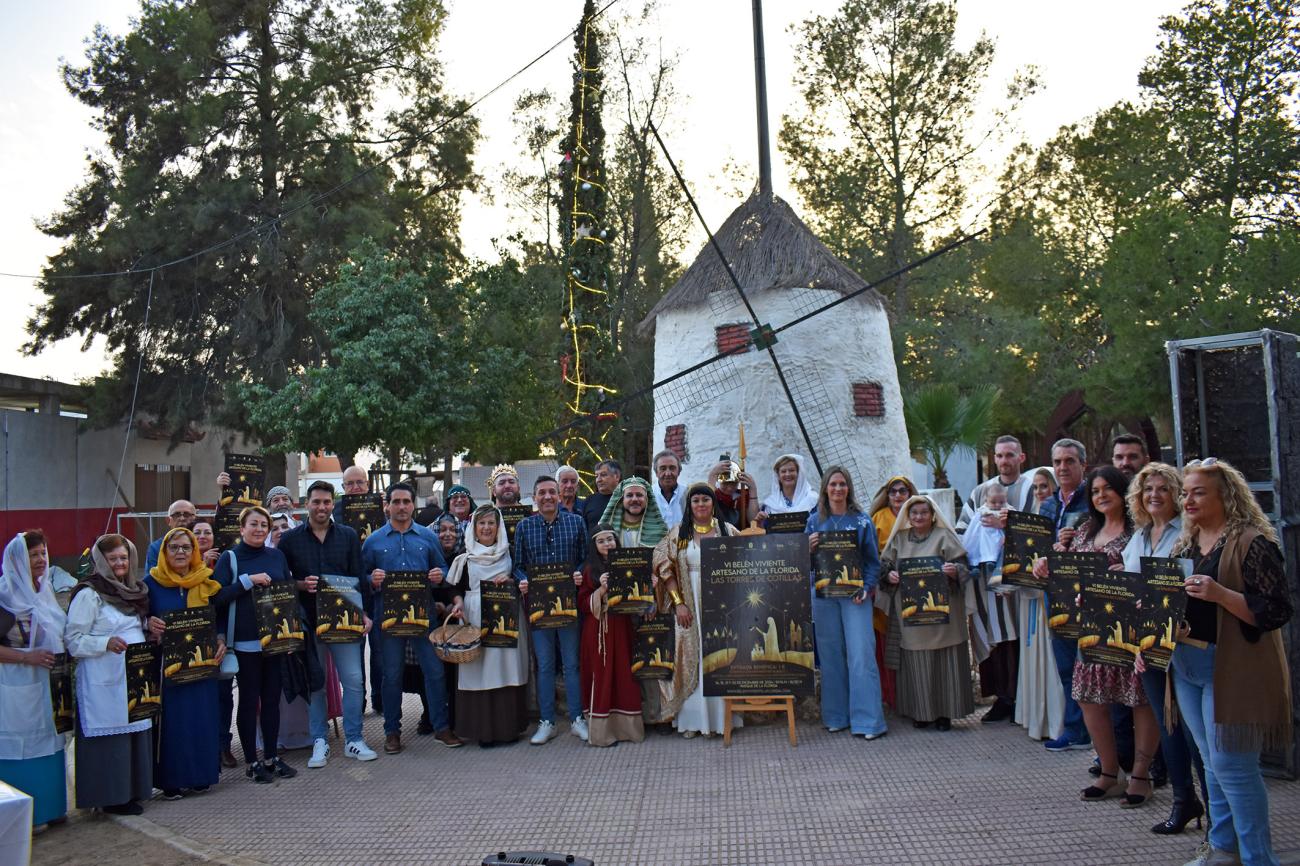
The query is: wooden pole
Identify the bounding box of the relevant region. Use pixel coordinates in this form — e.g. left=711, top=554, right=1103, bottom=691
left=752, top=0, right=773, bottom=199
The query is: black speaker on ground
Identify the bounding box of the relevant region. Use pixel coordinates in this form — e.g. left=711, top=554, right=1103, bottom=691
left=1167, top=329, right=1300, bottom=778
left=482, top=854, right=595, bottom=866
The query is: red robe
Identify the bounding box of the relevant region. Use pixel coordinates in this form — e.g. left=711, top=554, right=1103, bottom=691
left=578, top=564, right=644, bottom=746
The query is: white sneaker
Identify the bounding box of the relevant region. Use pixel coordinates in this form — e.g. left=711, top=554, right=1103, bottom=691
left=344, top=740, right=378, bottom=762
left=570, top=717, right=590, bottom=742
left=307, top=738, right=329, bottom=768
left=1182, top=845, right=1242, bottom=866
left=530, top=720, right=557, bottom=745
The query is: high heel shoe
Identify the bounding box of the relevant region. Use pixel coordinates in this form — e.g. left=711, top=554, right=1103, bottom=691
left=1151, top=796, right=1205, bottom=834
left=1080, top=771, right=1124, bottom=801
left=1121, top=775, right=1153, bottom=809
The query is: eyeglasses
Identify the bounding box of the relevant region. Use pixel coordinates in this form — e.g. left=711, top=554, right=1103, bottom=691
left=166, top=544, right=194, bottom=554
left=888, top=487, right=910, bottom=496
left=1186, top=457, right=1219, bottom=468
left=169, top=510, right=196, bottom=519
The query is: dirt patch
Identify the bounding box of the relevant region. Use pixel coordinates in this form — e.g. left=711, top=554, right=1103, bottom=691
left=32, top=812, right=207, bottom=866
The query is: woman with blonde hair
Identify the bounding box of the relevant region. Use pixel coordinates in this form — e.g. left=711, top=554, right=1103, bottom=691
left=211, top=506, right=298, bottom=783
left=1170, top=459, right=1290, bottom=866
left=1124, top=463, right=1204, bottom=834
left=1029, top=467, right=1057, bottom=516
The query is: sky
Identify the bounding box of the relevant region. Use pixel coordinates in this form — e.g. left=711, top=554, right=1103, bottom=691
left=0, top=0, right=1186, bottom=383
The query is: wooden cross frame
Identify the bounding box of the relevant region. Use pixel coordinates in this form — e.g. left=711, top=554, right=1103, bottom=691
left=722, top=695, right=796, bottom=747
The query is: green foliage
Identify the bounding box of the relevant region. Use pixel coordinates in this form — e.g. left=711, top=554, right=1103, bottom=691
left=239, top=240, right=562, bottom=466
left=779, top=0, right=1036, bottom=319
left=784, top=0, right=1298, bottom=444
left=30, top=0, right=478, bottom=439
left=988, top=0, right=1300, bottom=423
left=903, top=383, right=1001, bottom=487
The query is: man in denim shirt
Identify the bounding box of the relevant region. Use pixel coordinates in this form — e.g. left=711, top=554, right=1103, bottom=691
left=513, top=476, right=588, bottom=744
left=363, top=482, right=463, bottom=753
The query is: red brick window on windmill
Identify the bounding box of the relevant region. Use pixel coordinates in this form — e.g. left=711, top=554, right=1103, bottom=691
left=664, top=425, right=687, bottom=462
left=714, top=324, right=751, bottom=355
left=852, top=382, right=886, bottom=418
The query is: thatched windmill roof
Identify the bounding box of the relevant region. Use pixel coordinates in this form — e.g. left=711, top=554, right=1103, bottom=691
left=639, top=192, right=884, bottom=335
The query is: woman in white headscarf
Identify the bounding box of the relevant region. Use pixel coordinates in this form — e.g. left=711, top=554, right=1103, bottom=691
left=757, top=454, right=819, bottom=522
left=449, top=504, right=530, bottom=747
left=1014, top=466, right=1066, bottom=739
left=0, top=531, right=68, bottom=829
left=876, top=495, right=975, bottom=730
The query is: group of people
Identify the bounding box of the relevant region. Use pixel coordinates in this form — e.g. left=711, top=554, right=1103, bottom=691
left=0, top=440, right=1290, bottom=866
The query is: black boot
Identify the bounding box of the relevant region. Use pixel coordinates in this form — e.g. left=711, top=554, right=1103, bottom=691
left=1151, top=791, right=1204, bottom=835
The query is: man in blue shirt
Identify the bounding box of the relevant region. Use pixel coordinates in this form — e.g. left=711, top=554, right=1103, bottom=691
left=556, top=465, right=585, bottom=516
left=362, top=482, right=463, bottom=753
left=513, top=476, right=588, bottom=744
left=144, top=499, right=199, bottom=571
left=1037, top=438, right=1092, bottom=752
left=279, top=480, right=376, bottom=768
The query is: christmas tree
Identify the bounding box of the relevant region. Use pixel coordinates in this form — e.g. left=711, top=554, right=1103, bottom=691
left=556, top=0, right=615, bottom=473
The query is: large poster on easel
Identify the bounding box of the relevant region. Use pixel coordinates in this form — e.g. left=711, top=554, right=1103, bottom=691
left=700, top=534, right=813, bottom=698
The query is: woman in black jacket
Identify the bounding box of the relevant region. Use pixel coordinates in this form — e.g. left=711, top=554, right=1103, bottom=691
left=213, top=506, right=299, bottom=784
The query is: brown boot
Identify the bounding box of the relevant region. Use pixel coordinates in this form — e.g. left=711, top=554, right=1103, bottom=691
left=220, top=749, right=238, bottom=769
left=384, top=733, right=403, bottom=754
left=435, top=729, right=464, bottom=748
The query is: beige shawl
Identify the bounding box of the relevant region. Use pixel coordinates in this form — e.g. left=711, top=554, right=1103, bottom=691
left=876, top=495, right=973, bottom=652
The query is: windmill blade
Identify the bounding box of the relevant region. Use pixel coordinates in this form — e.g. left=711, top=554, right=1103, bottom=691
left=648, top=122, right=827, bottom=473
left=535, top=230, right=982, bottom=447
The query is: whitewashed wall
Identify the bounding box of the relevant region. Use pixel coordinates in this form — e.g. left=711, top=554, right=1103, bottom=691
left=650, top=286, right=910, bottom=504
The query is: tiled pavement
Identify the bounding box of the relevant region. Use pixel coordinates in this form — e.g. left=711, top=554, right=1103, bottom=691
left=128, top=694, right=1300, bottom=866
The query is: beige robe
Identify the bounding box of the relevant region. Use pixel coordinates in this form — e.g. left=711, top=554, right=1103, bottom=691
left=876, top=526, right=974, bottom=653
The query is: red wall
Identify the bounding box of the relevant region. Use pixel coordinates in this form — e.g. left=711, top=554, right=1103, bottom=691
left=1, top=507, right=135, bottom=564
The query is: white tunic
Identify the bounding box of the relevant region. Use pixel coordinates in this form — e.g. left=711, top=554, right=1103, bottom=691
left=0, top=613, right=63, bottom=761
left=64, top=591, right=150, bottom=738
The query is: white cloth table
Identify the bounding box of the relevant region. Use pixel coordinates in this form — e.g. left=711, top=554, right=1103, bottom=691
left=0, top=780, right=33, bottom=866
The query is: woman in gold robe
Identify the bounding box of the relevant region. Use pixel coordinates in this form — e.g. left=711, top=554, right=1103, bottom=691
left=650, top=483, right=739, bottom=737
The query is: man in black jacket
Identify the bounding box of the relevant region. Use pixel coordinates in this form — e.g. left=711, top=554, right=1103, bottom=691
left=278, top=480, right=377, bottom=769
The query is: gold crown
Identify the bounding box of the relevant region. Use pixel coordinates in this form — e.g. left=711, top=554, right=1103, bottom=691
left=487, top=464, right=518, bottom=491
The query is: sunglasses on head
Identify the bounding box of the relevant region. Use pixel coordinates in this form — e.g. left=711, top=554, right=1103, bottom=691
left=1186, top=458, right=1219, bottom=468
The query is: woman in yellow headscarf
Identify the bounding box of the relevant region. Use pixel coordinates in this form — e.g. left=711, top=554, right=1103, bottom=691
left=868, top=476, right=920, bottom=550
left=145, top=527, right=226, bottom=798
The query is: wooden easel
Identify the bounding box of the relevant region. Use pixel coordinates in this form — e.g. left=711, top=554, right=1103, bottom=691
left=722, top=695, right=796, bottom=747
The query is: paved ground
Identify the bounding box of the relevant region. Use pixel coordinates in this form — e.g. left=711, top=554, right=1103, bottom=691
left=32, top=693, right=1300, bottom=866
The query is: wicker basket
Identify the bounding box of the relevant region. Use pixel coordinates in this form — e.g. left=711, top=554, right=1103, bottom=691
left=430, top=613, right=482, bottom=664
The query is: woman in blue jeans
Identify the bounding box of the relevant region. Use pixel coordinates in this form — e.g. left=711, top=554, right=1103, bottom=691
left=806, top=466, right=885, bottom=739
left=1123, top=463, right=1205, bottom=834
left=1170, top=459, right=1290, bottom=866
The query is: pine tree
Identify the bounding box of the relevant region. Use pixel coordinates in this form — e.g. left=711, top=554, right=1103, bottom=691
left=28, top=0, right=478, bottom=442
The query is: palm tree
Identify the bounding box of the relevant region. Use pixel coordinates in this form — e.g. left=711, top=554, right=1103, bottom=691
left=903, top=383, right=1001, bottom=489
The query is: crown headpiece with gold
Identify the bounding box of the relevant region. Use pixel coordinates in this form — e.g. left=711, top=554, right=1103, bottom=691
left=487, top=464, right=518, bottom=492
